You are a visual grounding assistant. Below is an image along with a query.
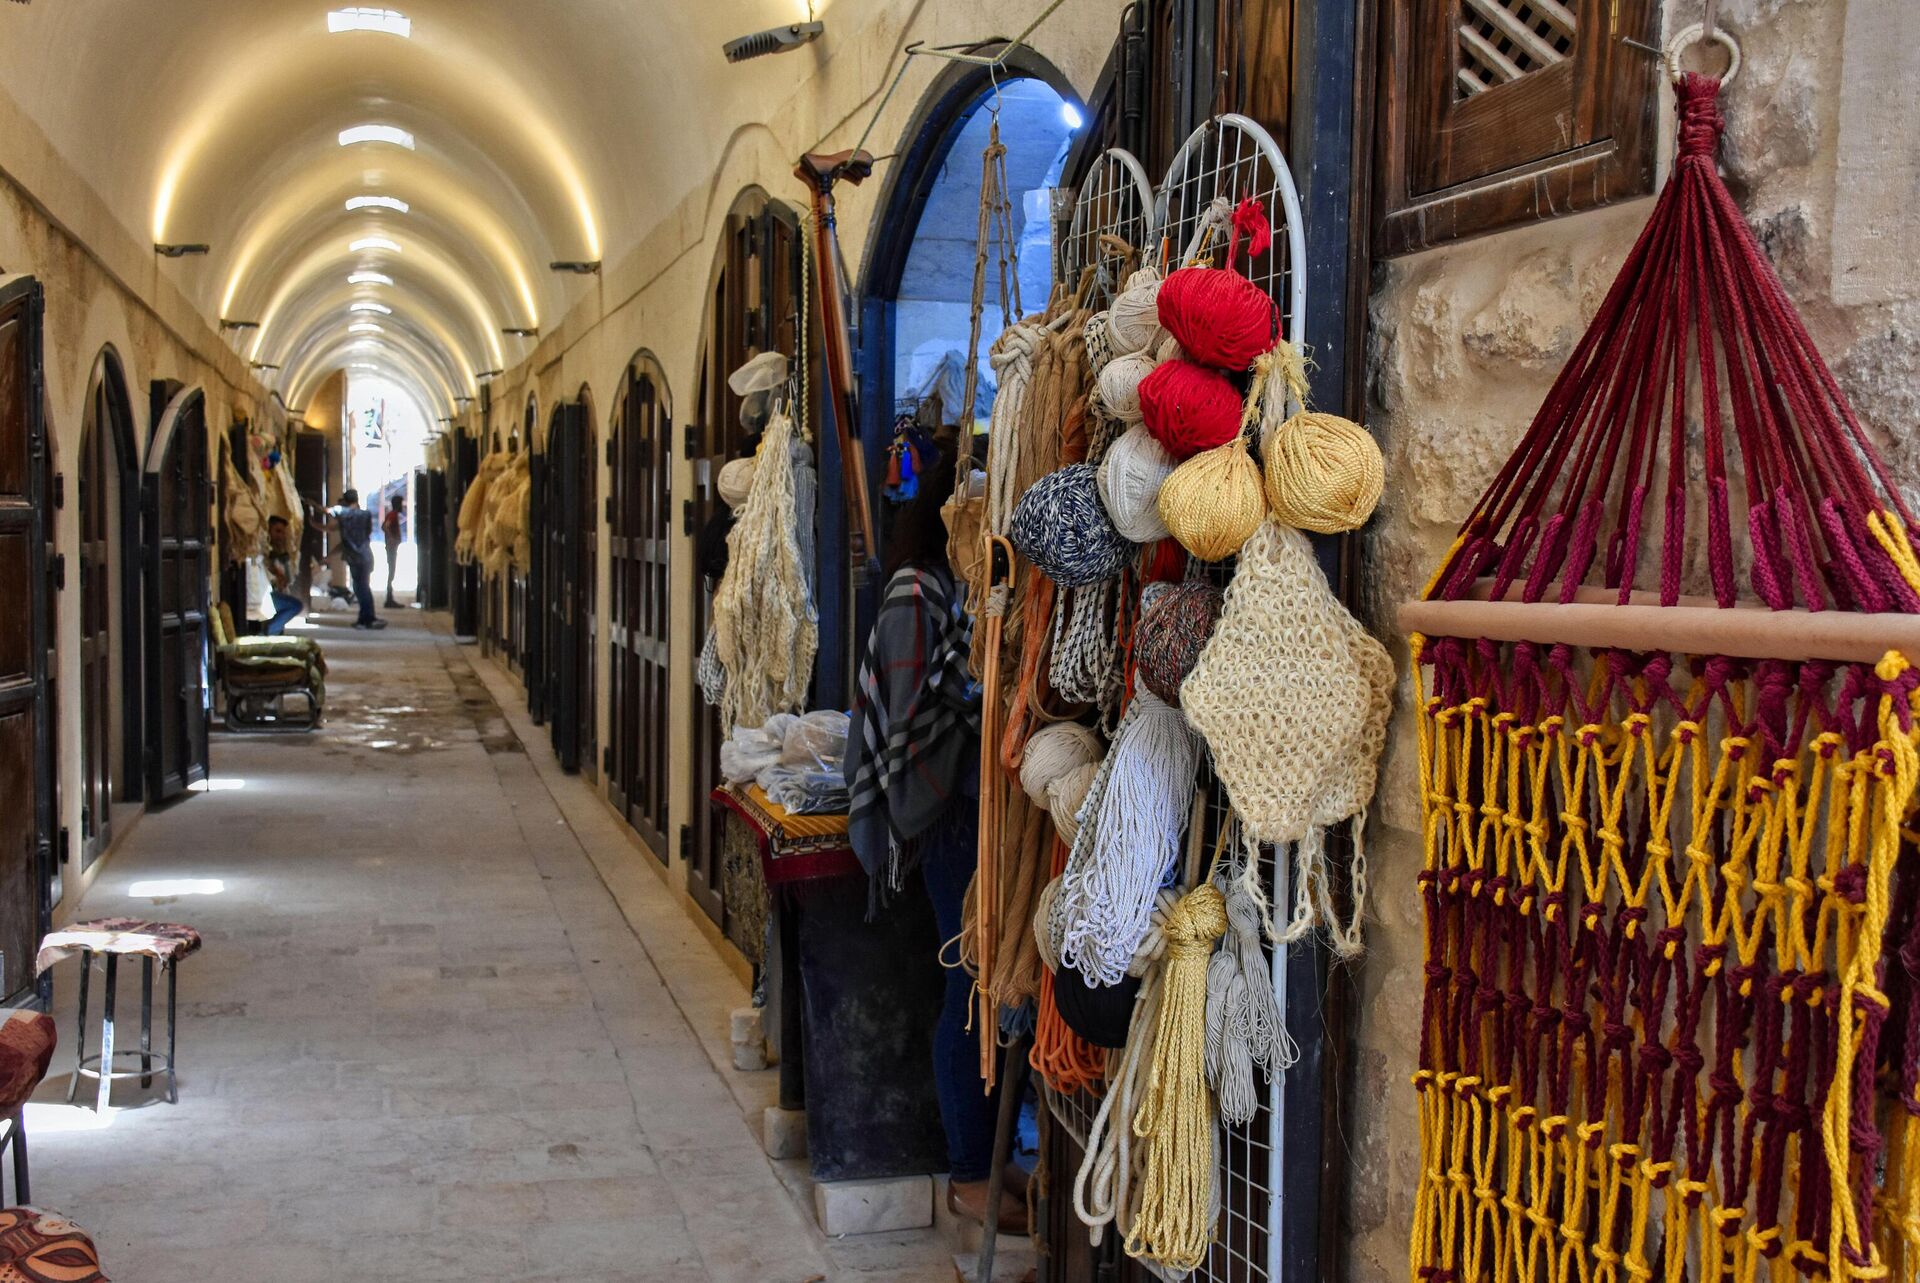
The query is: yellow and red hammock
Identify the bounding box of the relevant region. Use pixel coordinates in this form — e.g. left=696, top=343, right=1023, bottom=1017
left=1401, top=74, right=1920, bottom=1283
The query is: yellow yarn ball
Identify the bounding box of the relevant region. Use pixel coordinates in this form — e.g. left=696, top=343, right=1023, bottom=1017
left=1156, top=437, right=1266, bottom=562
left=1262, top=411, right=1383, bottom=534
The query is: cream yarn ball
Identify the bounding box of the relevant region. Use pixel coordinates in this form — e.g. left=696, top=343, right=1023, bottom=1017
left=1262, top=411, right=1384, bottom=534
left=1045, top=761, right=1099, bottom=845
left=1096, top=425, right=1177, bottom=543
left=1096, top=351, right=1157, bottom=426
left=717, top=457, right=756, bottom=509
left=1020, top=722, right=1105, bottom=808
left=1107, top=268, right=1165, bottom=354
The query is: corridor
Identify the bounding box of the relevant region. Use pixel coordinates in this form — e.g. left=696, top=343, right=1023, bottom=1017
left=28, top=613, right=954, bottom=1283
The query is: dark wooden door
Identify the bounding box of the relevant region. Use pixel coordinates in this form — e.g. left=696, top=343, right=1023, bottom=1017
left=144, top=385, right=212, bottom=802
left=526, top=433, right=549, bottom=724
left=0, top=277, right=52, bottom=1004
left=608, top=359, right=671, bottom=857
left=690, top=195, right=800, bottom=927
left=542, top=400, right=589, bottom=773
left=77, top=386, right=115, bottom=865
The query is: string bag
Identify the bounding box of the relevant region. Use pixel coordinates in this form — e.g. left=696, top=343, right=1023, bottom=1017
left=1404, top=70, right=1920, bottom=1283
left=1180, top=518, right=1392, bottom=957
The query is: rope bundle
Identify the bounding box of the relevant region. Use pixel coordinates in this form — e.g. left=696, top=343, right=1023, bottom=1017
left=1048, top=690, right=1198, bottom=987
left=1045, top=761, right=1098, bottom=844
left=1139, top=360, right=1241, bottom=460
left=1205, top=844, right=1295, bottom=1125
left=1009, top=464, right=1132, bottom=589
left=1018, top=721, right=1105, bottom=808
left=1157, top=435, right=1265, bottom=562
left=1125, top=883, right=1227, bottom=1273
left=1181, top=520, right=1390, bottom=956
left=1096, top=425, right=1177, bottom=543
left=1156, top=266, right=1275, bottom=372
left=1262, top=410, right=1382, bottom=534
left=1132, top=579, right=1222, bottom=706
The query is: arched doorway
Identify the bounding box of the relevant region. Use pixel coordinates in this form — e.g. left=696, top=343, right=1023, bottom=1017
left=142, top=383, right=212, bottom=802
left=531, top=390, right=593, bottom=774
left=687, top=186, right=803, bottom=929
left=76, top=348, right=143, bottom=867
left=607, top=353, right=671, bottom=857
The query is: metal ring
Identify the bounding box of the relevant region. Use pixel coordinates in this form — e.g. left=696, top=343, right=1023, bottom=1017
left=1664, top=22, right=1741, bottom=86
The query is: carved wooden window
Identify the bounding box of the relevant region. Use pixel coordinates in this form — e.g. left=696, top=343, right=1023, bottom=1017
left=1373, top=0, right=1658, bottom=256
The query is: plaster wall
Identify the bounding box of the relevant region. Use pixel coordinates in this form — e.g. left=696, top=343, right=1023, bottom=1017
left=1343, top=2, right=1920, bottom=1277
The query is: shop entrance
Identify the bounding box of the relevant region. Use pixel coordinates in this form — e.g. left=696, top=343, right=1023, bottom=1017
left=76, top=349, right=142, bottom=868
left=607, top=354, right=671, bottom=857
left=143, top=384, right=213, bottom=803
left=533, top=395, right=594, bottom=774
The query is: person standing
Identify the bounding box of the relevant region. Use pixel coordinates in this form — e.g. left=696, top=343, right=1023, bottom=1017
left=381, top=494, right=405, bottom=608
left=333, top=489, right=385, bottom=630
left=263, top=515, right=302, bottom=635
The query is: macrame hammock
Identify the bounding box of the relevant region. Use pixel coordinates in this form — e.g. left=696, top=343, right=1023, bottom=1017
left=1399, top=73, right=1920, bottom=1283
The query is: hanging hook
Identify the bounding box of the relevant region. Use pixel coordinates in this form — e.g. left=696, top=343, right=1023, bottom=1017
left=1664, top=21, right=1740, bottom=85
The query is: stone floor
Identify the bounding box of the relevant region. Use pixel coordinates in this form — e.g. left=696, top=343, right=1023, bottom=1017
left=27, top=604, right=958, bottom=1282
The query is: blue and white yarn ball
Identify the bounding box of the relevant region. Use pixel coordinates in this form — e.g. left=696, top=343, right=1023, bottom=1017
left=1009, top=463, right=1132, bottom=588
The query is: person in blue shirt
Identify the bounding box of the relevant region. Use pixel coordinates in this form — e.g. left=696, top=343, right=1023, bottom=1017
left=332, top=490, right=386, bottom=630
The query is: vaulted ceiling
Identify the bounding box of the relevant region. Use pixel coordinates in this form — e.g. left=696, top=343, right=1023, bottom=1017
left=0, top=0, right=837, bottom=413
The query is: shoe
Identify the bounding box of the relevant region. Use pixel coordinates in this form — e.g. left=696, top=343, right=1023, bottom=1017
left=946, top=1180, right=1029, bottom=1235
left=352, top=622, right=370, bottom=630
left=369, top=619, right=389, bottom=629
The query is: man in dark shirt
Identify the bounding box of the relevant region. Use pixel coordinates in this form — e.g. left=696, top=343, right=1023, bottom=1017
left=333, top=489, right=386, bottom=630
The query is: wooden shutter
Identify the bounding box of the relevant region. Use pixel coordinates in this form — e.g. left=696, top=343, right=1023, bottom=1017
left=1373, top=0, right=1658, bottom=256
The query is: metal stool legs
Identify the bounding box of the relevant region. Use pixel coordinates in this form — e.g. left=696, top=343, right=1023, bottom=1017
left=97, top=954, right=117, bottom=1114
left=10, top=1110, right=28, bottom=1205
left=67, top=950, right=179, bottom=1110
left=140, top=958, right=153, bottom=1088
left=64, top=952, right=89, bottom=1105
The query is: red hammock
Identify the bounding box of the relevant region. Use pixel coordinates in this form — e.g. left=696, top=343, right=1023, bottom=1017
left=1404, top=74, right=1920, bottom=1283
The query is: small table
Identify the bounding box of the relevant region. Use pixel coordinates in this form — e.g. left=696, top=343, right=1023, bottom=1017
left=36, top=919, right=203, bottom=1111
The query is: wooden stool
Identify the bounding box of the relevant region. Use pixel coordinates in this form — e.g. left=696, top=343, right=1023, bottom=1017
left=36, top=920, right=202, bottom=1112
left=0, top=1207, right=106, bottom=1281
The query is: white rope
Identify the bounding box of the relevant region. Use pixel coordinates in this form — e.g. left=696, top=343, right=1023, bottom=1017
left=1204, top=830, right=1296, bottom=1126
left=713, top=407, right=818, bottom=730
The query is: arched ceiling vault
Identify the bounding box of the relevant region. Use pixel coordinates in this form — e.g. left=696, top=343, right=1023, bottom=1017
left=0, top=0, right=828, bottom=414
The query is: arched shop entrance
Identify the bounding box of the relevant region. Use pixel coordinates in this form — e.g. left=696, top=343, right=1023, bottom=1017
left=76, top=348, right=144, bottom=868
left=857, top=65, right=1078, bottom=573
left=529, top=390, right=594, bottom=775
left=606, top=353, right=672, bottom=858
left=142, top=383, right=213, bottom=804
left=687, top=186, right=803, bottom=938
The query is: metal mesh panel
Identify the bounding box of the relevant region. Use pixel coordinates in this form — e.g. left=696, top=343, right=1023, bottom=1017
left=1060, top=148, right=1158, bottom=310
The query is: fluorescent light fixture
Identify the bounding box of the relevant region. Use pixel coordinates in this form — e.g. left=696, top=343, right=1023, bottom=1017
left=338, top=124, right=415, bottom=150
left=350, top=302, right=393, bottom=314
left=1060, top=102, right=1084, bottom=130
left=350, top=236, right=400, bottom=254
left=348, top=322, right=384, bottom=334
left=346, top=195, right=409, bottom=213
left=348, top=271, right=393, bottom=286
left=327, top=7, right=411, bottom=37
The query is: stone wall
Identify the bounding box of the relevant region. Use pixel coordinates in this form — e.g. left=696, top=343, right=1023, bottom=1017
left=1342, top=2, right=1918, bottom=1278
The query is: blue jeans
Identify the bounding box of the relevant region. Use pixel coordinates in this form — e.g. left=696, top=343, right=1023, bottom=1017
left=349, top=555, right=376, bottom=625
left=265, top=591, right=301, bottom=636
left=919, top=806, right=997, bottom=1182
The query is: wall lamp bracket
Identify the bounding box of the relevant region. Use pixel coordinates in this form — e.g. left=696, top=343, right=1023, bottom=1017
left=503, top=327, right=540, bottom=338
left=250, top=361, right=281, bottom=371
left=723, top=20, right=823, bottom=62
left=549, top=261, right=600, bottom=275
left=220, top=319, right=260, bottom=331
left=476, top=369, right=503, bottom=381
left=155, top=243, right=210, bottom=258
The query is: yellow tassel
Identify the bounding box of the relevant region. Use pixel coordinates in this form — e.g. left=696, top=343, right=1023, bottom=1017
left=1126, top=883, right=1228, bottom=1271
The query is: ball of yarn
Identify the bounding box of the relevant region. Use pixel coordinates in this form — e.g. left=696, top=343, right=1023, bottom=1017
left=1263, top=411, right=1385, bottom=534
left=717, top=457, right=756, bottom=508
left=1096, top=351, right=1157, bottom=426
left=1107, top=269, right=1165, bottom=354
left=1020, top=721, right=1106, bottom=807
left=1096, top=425, right=1177, bottom=543
left=1158, top=438, right=1266, bottom=561
left=1133, top=580, right=1223, bottom=706
left=1157, top=265, right=1276, bottom=371
left=1008, top=464, right=1133, bottom=589
left=1140, top=359, right=1243, bottom=460
left=1046, top=761, right=1098, bottom=845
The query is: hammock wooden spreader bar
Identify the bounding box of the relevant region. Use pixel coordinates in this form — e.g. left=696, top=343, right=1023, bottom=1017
left=1404, top=71, right=1920, bottom=1283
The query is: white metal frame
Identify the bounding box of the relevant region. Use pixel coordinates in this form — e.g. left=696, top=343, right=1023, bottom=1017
left=1060, top=147, right=1158, bottom=310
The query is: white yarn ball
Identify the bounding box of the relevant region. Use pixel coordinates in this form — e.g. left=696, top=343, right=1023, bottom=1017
left=1097, top=351, right=1157, bottom=426
left=1096, top=424, right=1177, bottom=543
left=717, top=457, right=756, bottom=508
left=1154, top=334, right=1187, bottom=365
left=1046, top=761, right=1099, bottom=845
left=1108, top=269, right=1165, bottom=355
left=1019, top=721, right=1106, bottom=807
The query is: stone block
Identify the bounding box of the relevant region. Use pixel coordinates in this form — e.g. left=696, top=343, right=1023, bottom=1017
left=812, top=1174, right=933, bottom=1237
left=761, top=1105, right=807, bottom=1160
left=728, top=1006, right=763, bottom=1045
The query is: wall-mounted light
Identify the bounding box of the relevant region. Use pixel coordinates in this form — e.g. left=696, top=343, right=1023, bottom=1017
left=550, top=260, right=601, bottom=275
left=476, top=369, right=503, bottom=381
left=155, top=243, right=211, bottom=258
left=503, top=327, right=539, bottom=338
left=346, top=195, right=409, bottom=214
left=722, top=20, right=823, bottom=62
left=220, top=318, right=261, bottom=331
left=250, top=361, right=281, bottom=371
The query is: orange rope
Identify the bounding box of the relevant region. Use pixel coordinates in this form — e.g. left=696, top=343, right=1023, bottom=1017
left=1031, top=836, right=1109, bottom=1095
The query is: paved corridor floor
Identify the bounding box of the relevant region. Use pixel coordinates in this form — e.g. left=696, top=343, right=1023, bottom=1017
left=28, top=607, right=955, bottom=1282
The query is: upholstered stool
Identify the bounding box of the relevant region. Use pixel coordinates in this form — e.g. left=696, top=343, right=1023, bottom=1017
left=36, top=920, right=202, bottom=1112
left=0, top=1208, right=106, bottom=1281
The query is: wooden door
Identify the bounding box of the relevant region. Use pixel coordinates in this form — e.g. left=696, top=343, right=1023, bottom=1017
left=77, top=387, right=115, bottom=865
left=689, top=195, right=800, bottom=928
left=527, top=430, right=550, bottom=723
left=544, top=401, right=588, bottom=773
left=144, top=386, right=212, bottom=802
left=0, top=277, right=51, bottom=1004
left=607, top=359, right=671, bottom=857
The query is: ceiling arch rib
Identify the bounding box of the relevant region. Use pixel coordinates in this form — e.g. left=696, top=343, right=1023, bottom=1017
left=273, top=290, right=478, bottom=407
left=284, top=327, right=460, bottom=420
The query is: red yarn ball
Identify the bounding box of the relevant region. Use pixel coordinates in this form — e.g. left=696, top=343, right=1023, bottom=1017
left=1156, top=266, right=1276, bottom=371
left=1139, top=359, right=1242, bottom=460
